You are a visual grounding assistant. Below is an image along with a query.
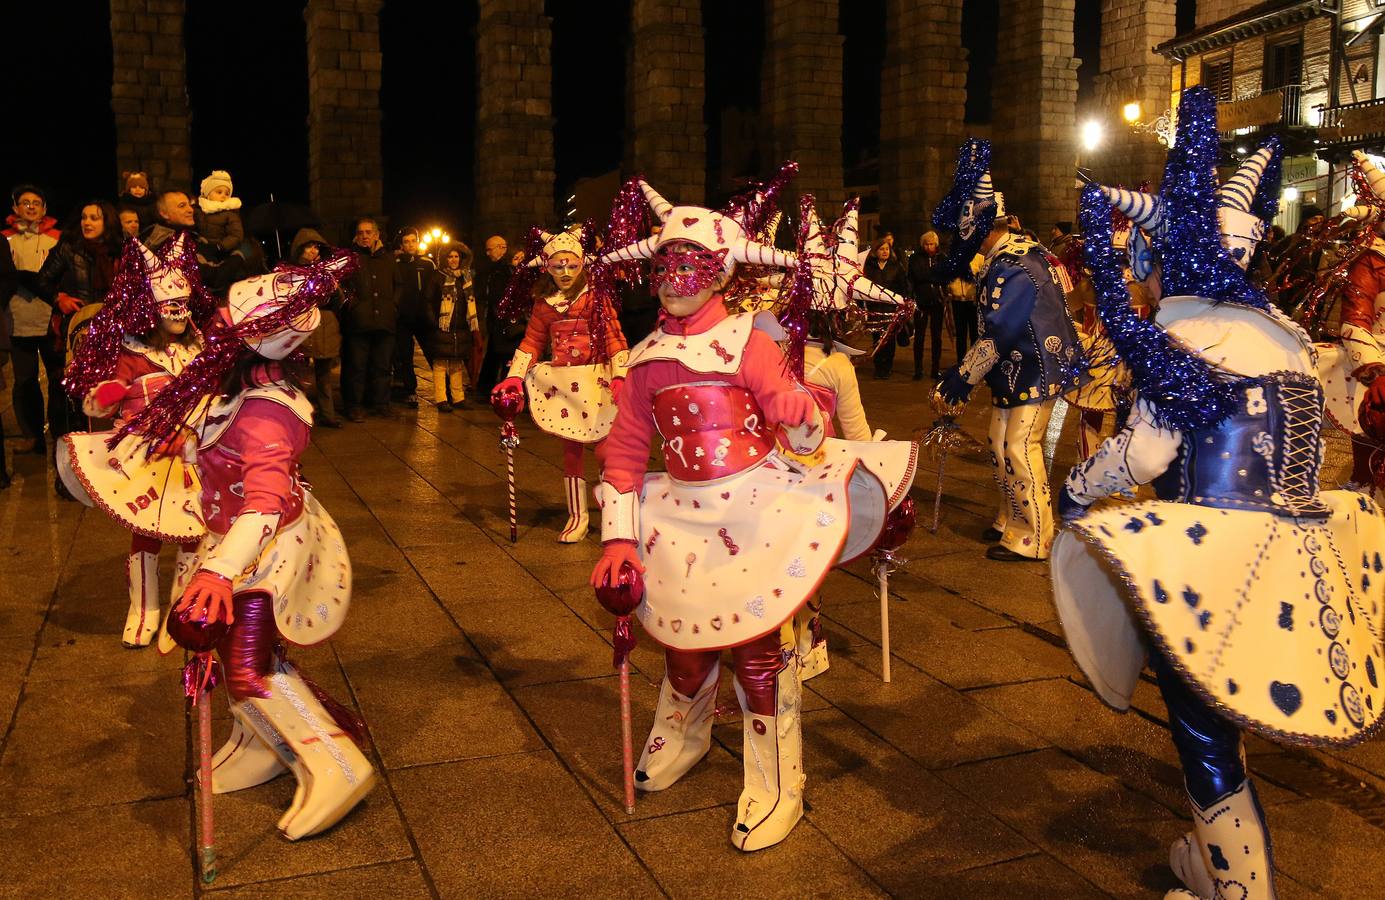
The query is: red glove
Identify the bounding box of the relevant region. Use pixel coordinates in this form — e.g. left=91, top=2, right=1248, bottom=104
left=491, top=376, right=526, bottom=415
left=590, top=540, right=644, bottom=589
left=56, top=293, right=84, bottom=315
left=91, top=381, right=130, bottom=411
left=175, top=570, right=236, bottom=626
left=763, top=389, right=816, bottom=427
left=610, top=376, right=625, bottom=405
left=150, top=425, right=192, bottom=460
left=1361, top=377, right=1385, bottom=442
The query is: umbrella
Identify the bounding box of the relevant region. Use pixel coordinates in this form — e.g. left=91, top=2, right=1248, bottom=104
left=245, top=201, right=320, bottom=236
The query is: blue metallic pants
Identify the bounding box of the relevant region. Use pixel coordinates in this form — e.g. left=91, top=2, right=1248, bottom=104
left=1149, top=649, right=1247, bottom=808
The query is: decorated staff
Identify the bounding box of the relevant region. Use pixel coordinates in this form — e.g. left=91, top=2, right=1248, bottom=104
left=932, top=139, right=1088, bottom=562
left=491, top=385, right=523, bottom=542
left=490, top=225, right=628, bottom=542
left=919, top=393, right=984, bottom=534
left=594, top=562, right=643, bottom=815
left=1054, top=87, right=1385, bottom=900
left=166, top=610, right=226, bottom=883
left=872, top=496, right=916, bottom=683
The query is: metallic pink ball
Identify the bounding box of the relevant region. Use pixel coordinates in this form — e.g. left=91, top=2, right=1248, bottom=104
left=877, top=496, right=917, bottom=553
left=595, top=563, right=645, bottom=617
left=490, top=386, right=523, bottom=422
left=167, top=608, right=228, bottom=654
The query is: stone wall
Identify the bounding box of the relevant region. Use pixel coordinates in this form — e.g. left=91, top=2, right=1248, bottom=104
left=1195, top=0, right=1263, bottom=29
left=763, top=0, right=844, bottom=220
left=1091, top=0, right=1176, bottom=188
left=879, top=0, right=968, bottom=246
left=474, top=0, right=556, bottom=246
left=110, top=0, right=192, bottom=193
left=627, top=0, right=706, bottom=205
left=305, top=0, right=384, bottom=235
left=991, top=0, right=1080, bottom=233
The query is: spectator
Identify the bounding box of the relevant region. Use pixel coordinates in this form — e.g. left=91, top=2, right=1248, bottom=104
left=431, top=244, right=481, bottom=411
left=948, top=263, right=979, bottom=364
left=117, top=171, right=157, bottom=232
left=391, top=226, right=440, bottom=408
left=475, top=235, right=523, bottom=392
left=292, top=228, right=344, bottom=428
left=863, top=236, right=910, bottom=379
left=1049, top=221, right=1074, bottom=256
left=907, top=230, right=949, bottom=380
left=0, top=225, right=14, bottom=487
left=3, top=184, right=65, bottom=455
left=117, top=208, right=141, bottom=239
left=141, top=189, right=196, bottom=250
left=342, top=216, right=401, bottom=421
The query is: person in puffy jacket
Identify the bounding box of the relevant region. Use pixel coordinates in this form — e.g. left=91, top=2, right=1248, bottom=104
left=292, top=228, right=345, bottom=427
left=431, top=243, right=481, bottom=411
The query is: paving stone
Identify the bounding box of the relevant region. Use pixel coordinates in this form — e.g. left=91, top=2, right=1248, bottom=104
left=449, top=596, right=615, bottom=688
left=0, top=669, right=187, bottom=816
left=0, top=797, right=191, bottom=897
left=343, top=640, right=543, bottom=770
left=209, top=859, right=432, bottom=898
left=908, top=853, right=1108, bottom=899
left=619, top=805, right=887, bottom=898
left=393, top=751, right=660, bottom=898
left=1265, top=798, right=1385, bottom=897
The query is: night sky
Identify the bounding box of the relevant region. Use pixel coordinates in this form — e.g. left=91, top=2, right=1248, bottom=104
left=0, top=1, right=1198, bottom=245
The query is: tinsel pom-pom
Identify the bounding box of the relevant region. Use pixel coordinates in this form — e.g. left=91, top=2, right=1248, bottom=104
left=1078, top=183, right=1240, bottom=431
left=932, top=139, right=990, bottom=232
left=1157, top=87, right=1272, bottom=310
left=496, top=226, right=546, bottom=324
left=724, top=160, right=799, bottom=235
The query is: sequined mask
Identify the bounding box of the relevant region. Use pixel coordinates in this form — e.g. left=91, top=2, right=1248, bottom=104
left=159, top=299, right=191, bottom=324
left=650, top=247, right=729, bottom=297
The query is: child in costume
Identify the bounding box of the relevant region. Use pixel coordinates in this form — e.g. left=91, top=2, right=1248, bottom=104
left=1053, top=88, right=1385, bottom=900
left=589, top=170, right=915, bottom=851
left=59, top=233, right=211, bottom=647
left=118, top=253, right=375, bottom=840
left=934, top=140, right=1088, bottom=562
left=492, top=226, right=628, bottom=542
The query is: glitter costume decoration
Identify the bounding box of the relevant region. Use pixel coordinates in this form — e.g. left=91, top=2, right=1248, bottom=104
left=56, top=234, right=207, bottom=647
left=1054, top=88, right=1385, bottom=900
left=589, top=171, right=917, bottom=851
left=933, top=140, right=1088, bottom=561
left=490, top=225, right=629, bottom=542
left=129, top=254, right=376, bottom=841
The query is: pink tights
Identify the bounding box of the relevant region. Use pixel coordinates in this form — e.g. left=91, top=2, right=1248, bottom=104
left=664, top=629, right=785, bottom=716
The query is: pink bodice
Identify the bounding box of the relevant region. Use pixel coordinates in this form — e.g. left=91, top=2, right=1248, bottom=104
left=652, top=383, right=774, bottom=482
left=198, top=396, right=309, bottom=535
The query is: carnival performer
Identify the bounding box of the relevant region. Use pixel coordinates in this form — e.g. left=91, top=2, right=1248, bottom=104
left=1315, top=151, right=1385, bottom=499
left=59, top=234, right=211, bottom=647
left=588, top=171, right=915, bottom=851
left=491, top=226, right=628, bottom=542
left=933, top=141, right=1088, bottom=561
left=1054, top=88, right=1385, bottom=900
left=117, top=254, right=375, bottom=840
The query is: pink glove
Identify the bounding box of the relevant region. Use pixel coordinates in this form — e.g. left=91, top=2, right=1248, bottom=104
left=1361, top=377, right=1385, bottom=443
left=590, top=540, right=644, bottom=589
left=175, top=570, right=236, bottom=626
left=610, top=376, right=625, bottom=405
left=491, top=376, right=526, bottom=416
left=763, top=389, right=816, bottom=427
left=56, top=293, right=84, bottom=315
left=150, top=425, right=192, bottom=460
left=91, top=381, right=129, bottom=410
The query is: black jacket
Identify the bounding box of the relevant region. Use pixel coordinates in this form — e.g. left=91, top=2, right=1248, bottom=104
left=345, top=244, right=403, bottom=333
left=862, top=255, right=910, bottom=298
left=35, top=237, right=119, bottom=304
left=476, top=259, right=525, bottom=342
left=396, top=253, right=441, bottom=326
left=907, top=251, right=948, bottom=309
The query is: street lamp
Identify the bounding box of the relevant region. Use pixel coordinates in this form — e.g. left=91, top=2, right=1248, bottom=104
left=1081, top=119, right=1104, bottom=152
left=1122, top=102, right=1142, bottom=124
left=1283, top=186, right=1300, bottom=203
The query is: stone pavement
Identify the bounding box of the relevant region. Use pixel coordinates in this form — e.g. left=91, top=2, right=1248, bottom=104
left=1, top=361, right=1383, bottom=899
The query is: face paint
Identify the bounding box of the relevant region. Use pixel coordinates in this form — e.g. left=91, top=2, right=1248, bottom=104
left=650, top=246, right=728, bottom=297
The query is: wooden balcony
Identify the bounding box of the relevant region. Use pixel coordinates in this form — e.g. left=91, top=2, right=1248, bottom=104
left=1216, top=85, right=1307, bottom=132
left=1318, top=96, right=1385, bottom=144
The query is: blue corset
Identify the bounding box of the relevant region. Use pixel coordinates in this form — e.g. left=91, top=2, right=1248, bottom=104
left=1152, top=372, right=1330, bottom=518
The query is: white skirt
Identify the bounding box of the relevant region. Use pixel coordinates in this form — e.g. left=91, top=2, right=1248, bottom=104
left=525, top=362, right=618, bottom=444
left=59, top=430, right=205, bottom=542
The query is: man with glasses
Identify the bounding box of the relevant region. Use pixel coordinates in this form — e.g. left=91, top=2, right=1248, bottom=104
left=3, top=185, right=65, bottom=459
left=342, top=216, right=402, bottom=421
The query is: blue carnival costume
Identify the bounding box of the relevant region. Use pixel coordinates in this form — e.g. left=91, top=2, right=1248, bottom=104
left=1053, top=87, right=1385, bottom=900
left=935, top=142, right=1087, bottom=560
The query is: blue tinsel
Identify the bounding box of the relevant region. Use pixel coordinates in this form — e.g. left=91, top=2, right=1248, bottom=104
left=1079, top=182, right=1241, bottom=431
left=1251, top=135, right=1283, bottom=225
left=932, top=138, right=996, bottom=280
left=1157, top=87, right=1273, bottom=310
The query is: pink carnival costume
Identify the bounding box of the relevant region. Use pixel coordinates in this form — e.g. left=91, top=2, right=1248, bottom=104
left=591, top=175, right=915, bottom=850
left=119, top=254, right=374, bottom=841
left=59, top=233, right=211, bottom=647
left=492, top=227, right=628, bottom=542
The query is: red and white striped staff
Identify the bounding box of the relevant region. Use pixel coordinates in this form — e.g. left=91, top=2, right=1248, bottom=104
left=492, top=386, right=525, bottom=543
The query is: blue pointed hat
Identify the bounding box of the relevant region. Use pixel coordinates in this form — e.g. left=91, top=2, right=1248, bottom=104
left=931, top=138, right=998, bottom=278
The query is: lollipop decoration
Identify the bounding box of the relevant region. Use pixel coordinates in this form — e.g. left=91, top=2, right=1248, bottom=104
left=168, top=608, right=228, bottom=885
left=873, top=496, right=917, bottom=684
left=594, top=562, right=645, bottom=815
left=490, top=385, right=524, bottom=543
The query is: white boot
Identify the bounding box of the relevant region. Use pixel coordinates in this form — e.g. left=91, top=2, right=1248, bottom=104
left=731, top=656, right=805, bottom=851
left=158, top=547, right=201, bottom=656
left=794, top=602, right=829, bottom=682
left=558, top=476, right=589, bottom=542
left=635, top=665, right=719, bottom=792
left=241, top=661, right=376, bottom=840
left=123, top=551, right=160, bottom=648
left=1167, top=780, right=1277, bottom=900
left=209, top=702, right=291, bottom=794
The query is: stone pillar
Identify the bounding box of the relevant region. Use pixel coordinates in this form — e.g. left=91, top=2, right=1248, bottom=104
left=763, top=0, right=843, bottom=218
left=627, top=0, right=706, bottom=204
left=1092, top=0, right=1177, bottom=189
left=880, top=0, right=968, bottom=246
left=305, top=0, right=384, bottom=236
left=475, top=0, right=555, bottom=245
left=991, top=0, right=1080, bottom=233
left=110, top=0, right=192, bottom=193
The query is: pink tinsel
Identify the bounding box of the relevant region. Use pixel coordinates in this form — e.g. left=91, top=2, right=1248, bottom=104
left=778, top=195, right=818, bottom=379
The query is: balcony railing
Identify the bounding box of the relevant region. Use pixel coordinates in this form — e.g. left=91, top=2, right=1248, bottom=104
left=1318, top=96, right=1385, bottom=144
left=1216, top=85, right=1306, bottom=132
